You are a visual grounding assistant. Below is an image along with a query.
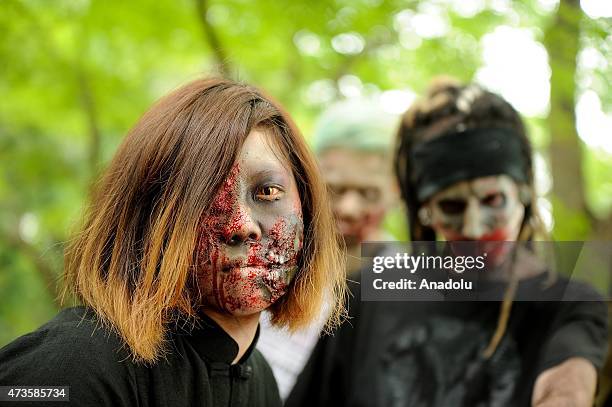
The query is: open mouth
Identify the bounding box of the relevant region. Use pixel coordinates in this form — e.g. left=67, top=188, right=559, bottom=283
left=221, top=256, right=297, bottom=272
left=221, top=264, right=292, bottom=284
left=261, top=268, right=283, bottom=287
left=217, top=262, right=295, bottom=304
left=259, top=269, right=289, bottom=300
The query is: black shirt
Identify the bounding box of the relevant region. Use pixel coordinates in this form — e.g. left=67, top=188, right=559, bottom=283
left=0, top=307, right=281, bottom=407
left=287, top=277, right=609, bottom=407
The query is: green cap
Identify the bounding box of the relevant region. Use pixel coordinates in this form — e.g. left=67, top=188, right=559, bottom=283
left=313, top=99, right=398, bottom=154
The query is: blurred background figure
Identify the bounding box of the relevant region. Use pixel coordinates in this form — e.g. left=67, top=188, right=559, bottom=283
left=314, top=99, right=398, bottom=274
left=257, top=98, right=398, bottom=400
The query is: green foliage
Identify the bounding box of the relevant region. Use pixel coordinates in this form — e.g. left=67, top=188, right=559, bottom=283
left=382, top=207, right=409, bottom=242
left=584, top=149, right=612, bottom=219
left=580, top=13, right=612, bottom=111
left=549, top=196, right=592, bottom=240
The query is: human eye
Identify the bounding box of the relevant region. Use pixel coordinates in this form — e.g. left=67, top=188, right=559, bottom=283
left=438, top=199, right=466, bottom=215
left=481, top=192, right=505, bottom=208
left=255, top=184, right=284, bottom=201
left=360, top=187, right=381, bottom=202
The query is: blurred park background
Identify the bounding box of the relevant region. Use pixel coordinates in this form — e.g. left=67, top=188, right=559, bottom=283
left=1, top=0, right=611, bottom=346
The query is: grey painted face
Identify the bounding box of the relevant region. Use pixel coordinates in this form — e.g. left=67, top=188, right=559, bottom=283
left=421, top=175, right=525, bottom=241
left=319, top=148, right=393, bottom=247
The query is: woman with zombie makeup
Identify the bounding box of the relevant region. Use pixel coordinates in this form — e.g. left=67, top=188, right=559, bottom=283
left=0, top=78, right=346, bottom=407
left=286, top=79, right=608, bottom=407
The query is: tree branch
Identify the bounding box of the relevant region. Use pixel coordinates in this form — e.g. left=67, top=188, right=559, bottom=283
left=77, top=69, right=102, bottom=178
left=13, top=2, right=102, bottom=179
left=5, top=232, right=62, bottom=309
left=195, top=0, right=230, bottom=76
left=544, top=0, right=591, bottom=238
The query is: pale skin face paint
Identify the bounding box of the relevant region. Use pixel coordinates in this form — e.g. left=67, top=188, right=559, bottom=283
left=424, top=175, right=525, bottom=242
left=196, top=129, right=304, bottom=316
left=421, top=175, right=526, bottom=268
left=318, top=148, right=391, bottom=248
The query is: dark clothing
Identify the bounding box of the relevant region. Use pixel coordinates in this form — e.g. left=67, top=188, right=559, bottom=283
left=287, top=277, right=608, bottom=407
left=0, top=307, right=281, bottom=407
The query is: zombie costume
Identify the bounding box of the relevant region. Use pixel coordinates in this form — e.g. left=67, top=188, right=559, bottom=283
left=0, top=307, right=281, bottom=407
left=286, top=279, right=608, bottom=407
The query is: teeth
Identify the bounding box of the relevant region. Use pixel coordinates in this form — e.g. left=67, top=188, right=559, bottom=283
left=266, top=270, right=279, bottom=281
left=265, top=250, right=289, bottom=265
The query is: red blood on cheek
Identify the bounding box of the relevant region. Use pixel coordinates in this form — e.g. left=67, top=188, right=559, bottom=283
left=197, top=164, right=241, bottom=309
left=209, top=164, right=240, bottom=215
left=206, top=164, right=250, bottom=243
left=269, top=219, right=291, bottom=255
left=246, top=242, right=265, bottom=267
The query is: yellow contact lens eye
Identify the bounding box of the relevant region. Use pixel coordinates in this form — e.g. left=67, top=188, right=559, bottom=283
left=256, top=186, right=282, bottom=201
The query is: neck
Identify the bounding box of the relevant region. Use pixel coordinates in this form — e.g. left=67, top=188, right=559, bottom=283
left=203, top=309, right=261, bottom=364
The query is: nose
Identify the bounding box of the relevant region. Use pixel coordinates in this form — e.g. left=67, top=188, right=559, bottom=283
left=335, top=190, right=362, bottom=221
left=225, top=205, right=262, bottom=246
left=461, top=198, right=486, bottom=239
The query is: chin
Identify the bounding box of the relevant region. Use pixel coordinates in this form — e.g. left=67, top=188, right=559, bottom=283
left=223, top=291, right=286, bottom=316
left=225, top=298, right=272, bottom=317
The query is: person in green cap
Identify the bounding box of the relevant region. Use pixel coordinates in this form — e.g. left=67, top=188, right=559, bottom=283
left=257, top=98, right=399, bottom=400
left=313, top=99, right=399, bottom=274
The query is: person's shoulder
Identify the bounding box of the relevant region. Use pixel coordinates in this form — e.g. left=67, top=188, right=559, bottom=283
left=5, top=306, right=128, bottom=356
left=0, top=306, right=133, bottom=384
left=559, top=277, right=605, bottom=302
left=0, top=307, right=141, bottom=406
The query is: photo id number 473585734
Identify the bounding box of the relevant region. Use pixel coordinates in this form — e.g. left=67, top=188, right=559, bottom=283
left=0, top=386, right=69, bottom=402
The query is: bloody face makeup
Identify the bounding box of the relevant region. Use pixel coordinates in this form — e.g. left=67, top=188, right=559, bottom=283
left=318, top=148, right=391, bottom=249
left=196, top=129, right=304, bottom=316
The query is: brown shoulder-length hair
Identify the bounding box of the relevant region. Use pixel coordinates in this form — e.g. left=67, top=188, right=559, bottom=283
left=63, top=78, right=346, bottom=363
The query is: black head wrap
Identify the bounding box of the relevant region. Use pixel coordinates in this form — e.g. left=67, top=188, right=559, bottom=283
left=410, top=127, right=530, bottom=202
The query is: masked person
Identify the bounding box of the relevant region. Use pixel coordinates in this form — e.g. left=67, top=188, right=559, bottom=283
left=257, top=99, right=397, bottom=399
left=0, top=78, right=346, bottom=407
left=286, top=79, right=608, bottom=407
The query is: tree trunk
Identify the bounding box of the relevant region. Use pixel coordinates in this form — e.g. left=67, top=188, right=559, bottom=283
left=544, top=0, right=591, bottom=240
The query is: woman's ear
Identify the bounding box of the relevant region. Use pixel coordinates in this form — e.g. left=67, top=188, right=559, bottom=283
left=418, top=205, right=432, bottom=226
